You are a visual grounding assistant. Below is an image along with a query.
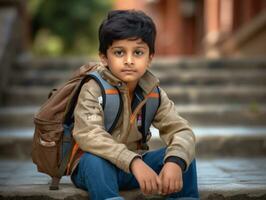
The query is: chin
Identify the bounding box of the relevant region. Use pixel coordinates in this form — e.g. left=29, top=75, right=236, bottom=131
left=122, top=79, right=135, bottom=83
left=121, top=77, right=137, bottom=82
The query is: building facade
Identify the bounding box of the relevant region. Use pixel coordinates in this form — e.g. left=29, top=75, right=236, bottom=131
left=114, top=0, right=266, bottom=57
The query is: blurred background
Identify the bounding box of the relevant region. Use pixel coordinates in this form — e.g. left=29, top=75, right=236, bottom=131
left=0, top=0, right=266, bottom=199
left=2, top=0, right=266, bottom=57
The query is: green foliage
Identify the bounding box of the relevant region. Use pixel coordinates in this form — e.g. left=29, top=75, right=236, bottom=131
left=29, top=0, right=112, bottom=56
left=32, top=29, right=64, bottom=57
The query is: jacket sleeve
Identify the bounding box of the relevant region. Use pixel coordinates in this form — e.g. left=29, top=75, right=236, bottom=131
left=73, top=79, right=140, bottom=173
left=152, top=87, right=196, bottom=171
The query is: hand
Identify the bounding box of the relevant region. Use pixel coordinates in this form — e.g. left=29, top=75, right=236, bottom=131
left=158, top=162, right=183, bottom=195
left=131, top=158, right=162, bottom=195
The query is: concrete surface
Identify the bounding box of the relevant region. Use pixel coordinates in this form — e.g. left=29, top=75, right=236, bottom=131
left=0, top=158, right=266, bottom=199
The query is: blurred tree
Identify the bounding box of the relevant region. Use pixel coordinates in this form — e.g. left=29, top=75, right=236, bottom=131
left=29, top=0, right=112, bottom=56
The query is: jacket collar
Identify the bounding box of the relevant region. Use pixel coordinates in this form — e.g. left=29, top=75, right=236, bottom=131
left=97, top=64, right=159, bottom=95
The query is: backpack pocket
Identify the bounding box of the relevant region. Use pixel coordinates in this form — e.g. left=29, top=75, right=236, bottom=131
left=32, top=118, right=63, bottom=177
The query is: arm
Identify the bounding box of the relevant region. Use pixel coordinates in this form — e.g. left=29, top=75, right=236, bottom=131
left=152, top=87, right=196, bottom=170
left=152, top=88, right=196, bottom=194
left=73, top=79, right=139, bottom=173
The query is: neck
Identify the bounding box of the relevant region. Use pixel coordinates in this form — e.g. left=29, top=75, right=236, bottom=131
left=126, top=81, right=138, bottom=100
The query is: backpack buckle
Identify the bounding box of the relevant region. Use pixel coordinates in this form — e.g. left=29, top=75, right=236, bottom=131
left=140, top=142, right=149, bottom=150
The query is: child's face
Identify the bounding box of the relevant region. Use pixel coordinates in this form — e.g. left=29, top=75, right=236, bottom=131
left=100, top=38, right=153, bottom=86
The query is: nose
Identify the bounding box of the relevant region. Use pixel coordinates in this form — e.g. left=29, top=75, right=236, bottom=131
left=124, top=54, right=134, bottom=65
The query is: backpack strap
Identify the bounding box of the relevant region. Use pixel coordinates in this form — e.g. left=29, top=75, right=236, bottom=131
left=88, top=71, right=122, bottom=133
left=64, top=71, right=122, bottom=133
left=141, top=86, right=160, bottom=148
left=52, top=71, right=122, bottom=190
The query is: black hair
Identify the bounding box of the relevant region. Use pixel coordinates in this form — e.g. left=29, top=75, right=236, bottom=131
left=98, top=10, right=156, bottom=55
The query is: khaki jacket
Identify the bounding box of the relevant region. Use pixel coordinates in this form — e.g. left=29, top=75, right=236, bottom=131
left=72, top=65, right=195, bottom=173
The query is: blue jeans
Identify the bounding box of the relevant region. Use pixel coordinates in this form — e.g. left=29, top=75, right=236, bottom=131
left=71, top=148, right=199, bottom=200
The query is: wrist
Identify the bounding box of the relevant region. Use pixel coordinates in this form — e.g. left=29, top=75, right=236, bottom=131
left=129, top=156, right=142, bottom=173
left=165, top=156, right=186, bottom=171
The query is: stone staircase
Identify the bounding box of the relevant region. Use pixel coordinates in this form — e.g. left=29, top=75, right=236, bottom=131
left=1, top=56, right=266, bottom=127
left=0, top=55, right=266, bottom=199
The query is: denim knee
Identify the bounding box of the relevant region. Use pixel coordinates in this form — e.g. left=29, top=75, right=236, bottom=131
left=105, top=197, right=125, bottom=200
left=74, top=152, right=121, bottom=199
left=79, top=152, right=104, bottom=167
left=167, top=198, right=199, bottom=200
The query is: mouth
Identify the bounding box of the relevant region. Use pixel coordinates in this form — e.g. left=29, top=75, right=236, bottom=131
left=121, top=69, right=137, bottom=73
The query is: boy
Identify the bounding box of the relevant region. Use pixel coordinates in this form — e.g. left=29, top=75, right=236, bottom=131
left=70, top=10, right=199, bottom=200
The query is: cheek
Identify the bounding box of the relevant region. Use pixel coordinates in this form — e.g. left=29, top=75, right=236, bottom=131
left=107, top=59, right=122, bottom=74
left=108, top=57, right=122, bottom=66
left=139, top=60, right=150, bottom=70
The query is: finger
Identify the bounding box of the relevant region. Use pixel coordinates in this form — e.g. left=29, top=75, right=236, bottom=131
left=156, top=176, right=162, bottom=195
left=162, top=178, right=170, bottom=195
left=175, top=181, right=182, bottom=192
left=169, top=179, right=176, bottom=194
left=144, top=180, right=152, bottom=194
left=179, top=180, right=184, bottom=191
left=139, top=180, right=146, bottom=194
left=151, top=178, right=158, bottom=194
left=175, top=180, right=180, bottom=192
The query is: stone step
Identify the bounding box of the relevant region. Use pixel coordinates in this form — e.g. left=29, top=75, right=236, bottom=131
left=154, top=69, right=266, bottom=86
left=149, top=126, right=266, bottom=158
left=0, top=158, right=266, bottom=199
left=0, top=104, right=265, bottom=127
left=14, top=55, right=266, bottom=70
left=2, top=85, right=266, bottom=106
left=9, top=68, right=266, bottom=87
left=152, top=57, right=266, bottom=70
left=14, top=55, right=91, bottom=70
left=11, top=56, right=266, bottom=88
left=0, top=106, right=36, bottom=127
left=10, top=69, right=72, bottom=87
left=3, top=86, right=52, bottom=106
left=165, top=85, right=266, bottom=104
left=1, top=126, right=266, bottom=160
left=175, top=104, right=266, bottom=126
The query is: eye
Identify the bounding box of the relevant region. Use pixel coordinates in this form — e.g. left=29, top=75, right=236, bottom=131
left=134, top=50, right=144, bottom=56
left=114, top=50, right=124, bottom=57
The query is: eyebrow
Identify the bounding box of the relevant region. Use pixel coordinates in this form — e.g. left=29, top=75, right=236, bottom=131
left=110, top=45, right=147, bottom=49
left=136, top=40, right=145, bottom=45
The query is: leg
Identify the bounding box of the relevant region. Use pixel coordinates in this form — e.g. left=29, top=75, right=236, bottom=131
left=141, top=148, right=199, bottom=199
left=71, top=152, right=124, bottom=200
left=119, top=147, right=199, bottom=198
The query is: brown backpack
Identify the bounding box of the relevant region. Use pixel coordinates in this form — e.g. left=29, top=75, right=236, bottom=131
left=32, top=63, right=160, bottom=190
left=32, top=63, right=100, bottom=190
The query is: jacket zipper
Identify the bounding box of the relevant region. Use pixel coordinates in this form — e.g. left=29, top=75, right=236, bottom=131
left=129, top=84, right=158, bottom=126
left=125, top=87, right=132, bottom=116
left=121, top=84, right=158, bottom=143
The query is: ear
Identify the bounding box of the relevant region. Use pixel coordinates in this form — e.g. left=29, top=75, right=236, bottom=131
left=99, top=53, right=108, bottom=67
left=148, top=54, right=154, bottom=68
